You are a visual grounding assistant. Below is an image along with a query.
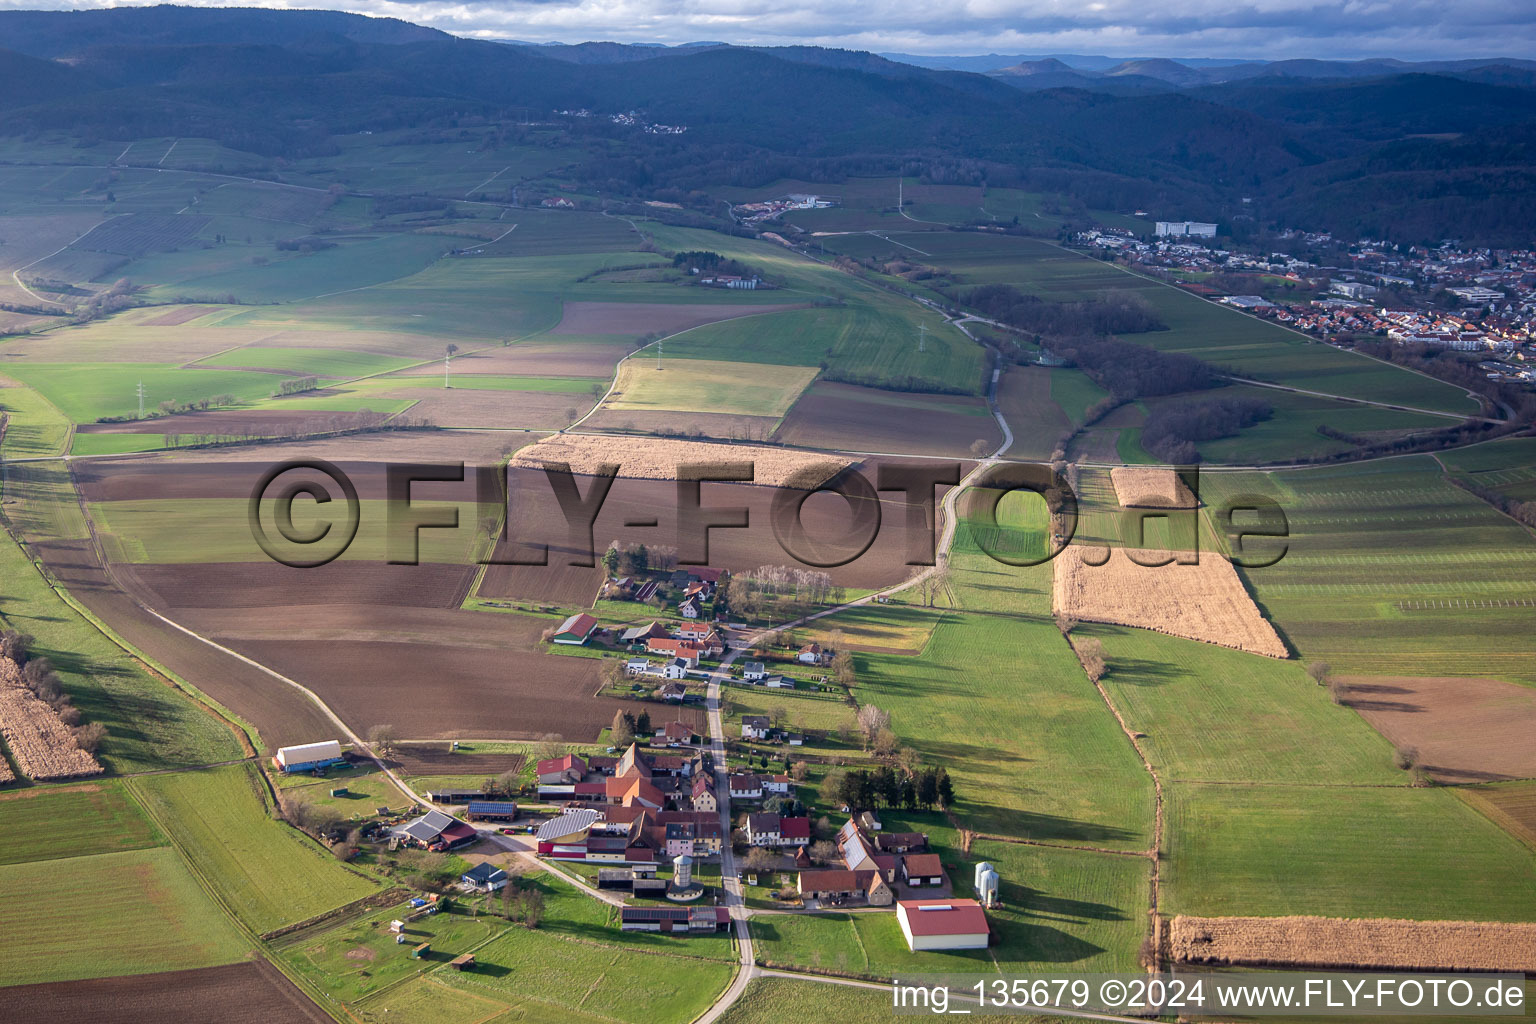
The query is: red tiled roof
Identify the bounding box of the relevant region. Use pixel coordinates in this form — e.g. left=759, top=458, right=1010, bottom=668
left=898, top=899, right=989, bottom=937
left=780, top=816, right=811, bottom=840
left=903, top=853, right=943, bottom=877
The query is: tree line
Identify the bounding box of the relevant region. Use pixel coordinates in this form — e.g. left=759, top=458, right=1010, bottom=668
left=1140, top=396, right=1273, bottom=463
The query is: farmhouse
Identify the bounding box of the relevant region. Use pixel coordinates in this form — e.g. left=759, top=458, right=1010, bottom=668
left=537, top=753, right=588, bottom=785
left=798, top=868, right=893, bottom=906
left=658, top=681, right=687, bottom=702
left=741, top=715, right=771, bottom=739
left=397, top=809, right=478, bottom=851
left=691, top=774, right=718, bottom=813
left=742, top=662, right=768, bottom=682
left=679, top=595, right=702, bottom=619
left=728, top=773, right=764, bottom=801
left=647, top=638, right=704, bottom=665
left=461, top=863, right=509, bottom=892
left=895, top=899, right=990, bottom=951
left=273, top=739, right=344, bottom=774
left=655, top=721, right=701, bottom=747
left=763, top=774, right=792, bottom=795
left=797, top=643, right=824, bottom=665
left=552, top=613, right=599, bottom=645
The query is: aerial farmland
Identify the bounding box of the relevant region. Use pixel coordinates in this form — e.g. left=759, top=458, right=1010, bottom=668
left=1, top=11, right=1535, bottom=1023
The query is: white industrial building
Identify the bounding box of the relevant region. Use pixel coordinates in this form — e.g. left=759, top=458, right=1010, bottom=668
left=1155, top=221, right=1217, bottom=238
left=895, top=899, right=991, bottom=951
left=273, top=739, right=344, bottom=773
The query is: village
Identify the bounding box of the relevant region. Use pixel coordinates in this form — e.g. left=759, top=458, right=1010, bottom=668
left=258, top=559, right=992, bottom=967
left=1074, top=226, right=1536, bottom=365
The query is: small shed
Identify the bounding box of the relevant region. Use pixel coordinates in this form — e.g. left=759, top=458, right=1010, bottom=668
left=411, top=942, right=431, bottom=959
left=449, top=953, right=476, bottom=971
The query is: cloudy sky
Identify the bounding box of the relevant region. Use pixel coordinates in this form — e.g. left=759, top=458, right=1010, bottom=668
left=11, top=0, right=1536, bottom=60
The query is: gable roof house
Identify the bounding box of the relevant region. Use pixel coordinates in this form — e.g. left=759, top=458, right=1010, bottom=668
left=741, top=715, right=771, bottom=740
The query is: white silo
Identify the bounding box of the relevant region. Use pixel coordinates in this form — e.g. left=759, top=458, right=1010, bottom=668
left=973, top=861, right=994, bottom=894
left=978, top=868, right=1000, bottom=908
left=674, top=853, right=693, bottom=888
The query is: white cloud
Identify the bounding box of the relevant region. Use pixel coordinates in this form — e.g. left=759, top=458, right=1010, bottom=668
left=6, top=0, right=1533, bottom=59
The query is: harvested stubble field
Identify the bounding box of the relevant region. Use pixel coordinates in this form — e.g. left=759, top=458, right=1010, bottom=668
left=0, top=658, right=103, bottom=781
left=606, top=358, right=818, bottom=419
left=0, top=962, right=332, bottom=1024
left=1171, top=915, right=1536, bottom=972
left=551, top=300, right=800, bottom=335
left=1341, top=674, right=1536, bottom=783
left=510, top=434, right=850, bottom=488
left=584, top=408, right=780, bottom=441
left=1053, top=545, right=1288, bottom=657
left=1109, top=466, right=1197, bottom=508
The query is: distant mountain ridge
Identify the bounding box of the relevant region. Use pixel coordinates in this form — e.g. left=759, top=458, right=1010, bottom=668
left=0, top=6, right=1531, bottom=244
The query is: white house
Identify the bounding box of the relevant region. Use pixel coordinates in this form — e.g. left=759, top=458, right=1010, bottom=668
left=742, top=662, right=768, bottom=682
left=741, top=715, right=771, bottom=740
left=895, top=899, right=991, bottom=951
left=728, top=773, right=763, bottom=801
left=663, top=657, right=690, bottom=680
left=796, top=643, right=823, bottom=665
left=626, top=658, right=653, bottom=676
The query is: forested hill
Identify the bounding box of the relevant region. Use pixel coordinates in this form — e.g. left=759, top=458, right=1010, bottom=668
left=0, top=5, right=1533, bottom=244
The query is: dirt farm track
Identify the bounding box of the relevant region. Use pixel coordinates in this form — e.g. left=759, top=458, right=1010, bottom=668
left=0, top=961, right=331, bottom=1023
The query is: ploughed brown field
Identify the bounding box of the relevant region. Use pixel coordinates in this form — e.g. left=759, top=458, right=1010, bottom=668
left=393, top=340, right=631, bottom=378
left=389, top=746, right=526, bottom=778
left=478, top=464, right=951, bottom=603
left=115, top=562, right=478, bottom=611
left=774, top=381, right=1002, bottom=457
left=386, top=387, right=578, bottom=429
left=996, top=366, right=1068, bottom=460
left=1109, top=466, right=1198, bottom=508
left=549, top=301, right=802, bottom=335
left=76, top=409, right=385, bottom=436
left=1171, top=914, right=1536, bottom=972
left=1461, top=783, right=1536, bottom=848
left=1053, top=545, right=1289, bottom=658
left=0, top=961, right=331, bottom=1023
left=26, top=536, right=337, bottom=748
left=1341, top=675, right=1536, bottom=782
left=172, top=606, right=625, bottom=741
